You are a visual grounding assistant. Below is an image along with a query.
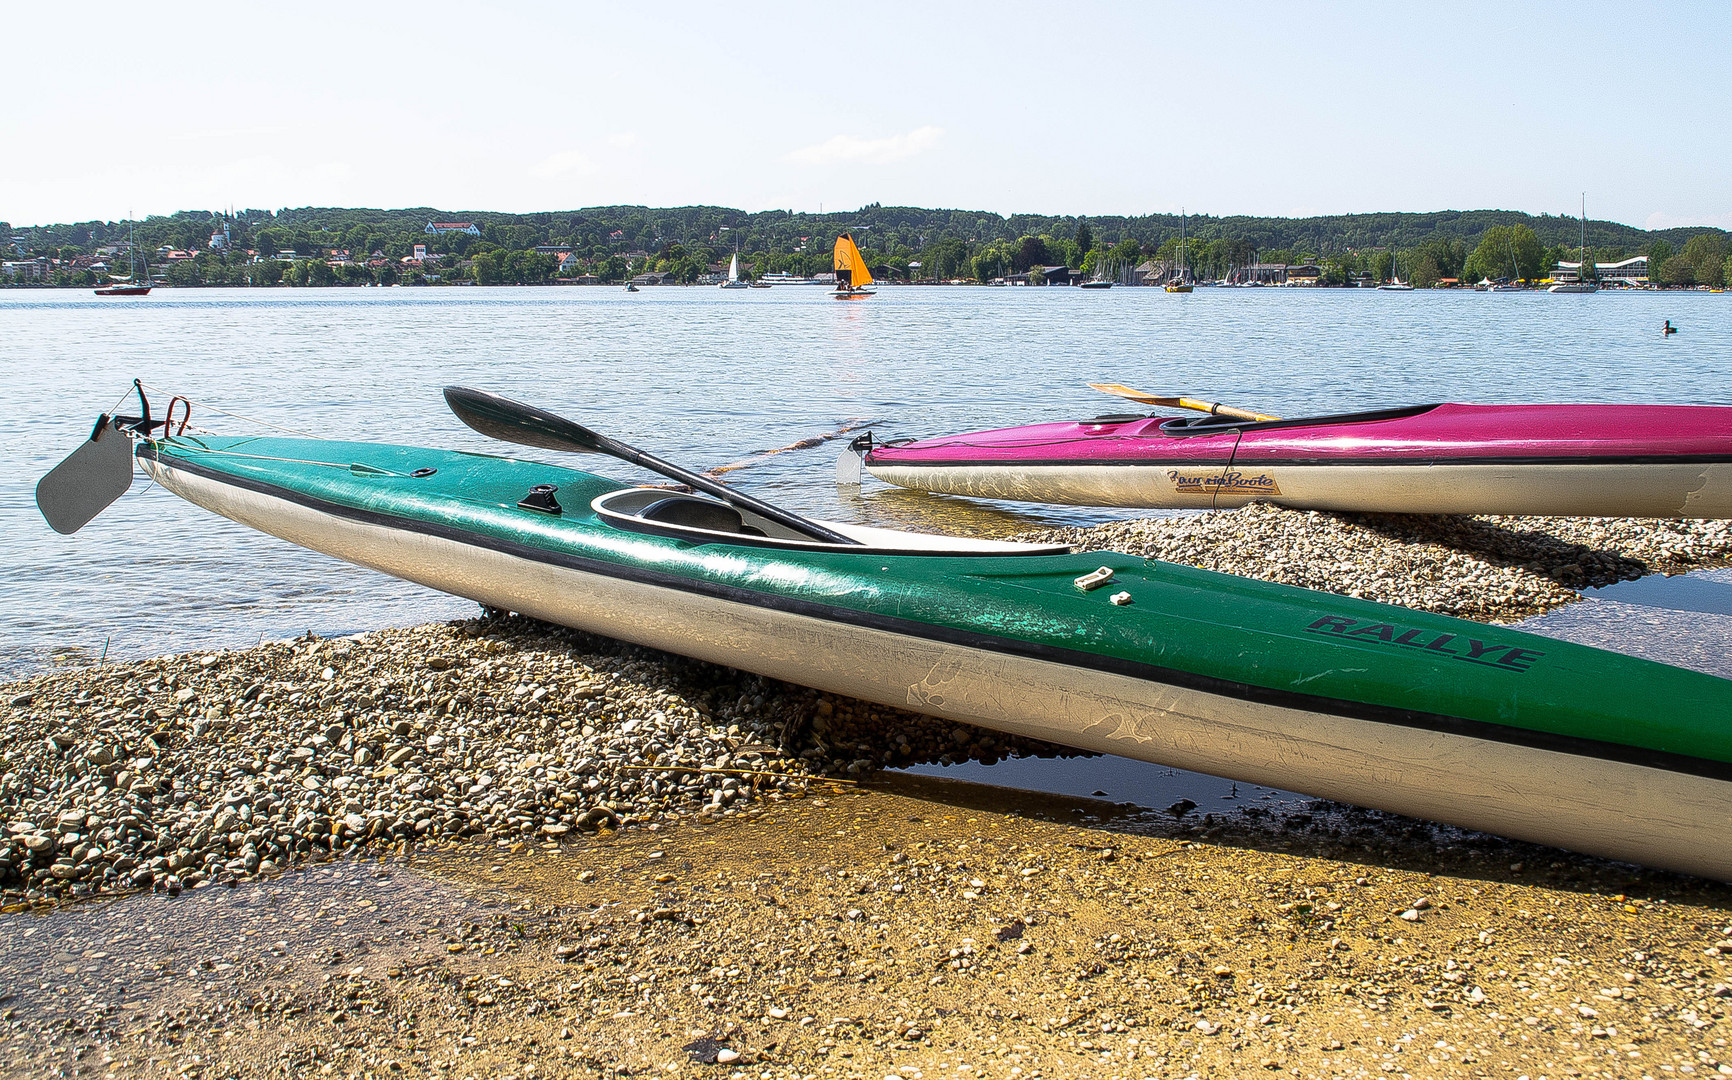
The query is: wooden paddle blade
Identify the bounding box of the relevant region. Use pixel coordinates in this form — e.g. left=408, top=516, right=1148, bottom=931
left=1087, top=383, right=1280, bottom=423
left=37, top=419, right=135, bottom=535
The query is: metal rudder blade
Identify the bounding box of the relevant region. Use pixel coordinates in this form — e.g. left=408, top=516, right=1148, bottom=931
left=36, top=416, right=136, bottom=535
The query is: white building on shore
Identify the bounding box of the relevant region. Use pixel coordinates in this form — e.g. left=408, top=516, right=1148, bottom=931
left=1555, top=255, right=1648, bottom=284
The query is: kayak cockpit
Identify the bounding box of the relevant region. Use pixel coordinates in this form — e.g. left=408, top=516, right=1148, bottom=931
left=1157, top=403, right=1442, bottom=437
left=591, top=488, right=1071, bottom=556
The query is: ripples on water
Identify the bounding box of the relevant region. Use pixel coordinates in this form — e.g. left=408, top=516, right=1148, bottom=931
left=4, top=285, right=1729, bottom=678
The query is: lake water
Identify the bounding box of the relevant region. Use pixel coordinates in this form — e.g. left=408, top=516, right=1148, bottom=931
left=5, top=285, right=1730, bottom=807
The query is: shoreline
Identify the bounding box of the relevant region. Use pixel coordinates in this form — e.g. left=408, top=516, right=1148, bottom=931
left=10, top=505, right=1732, bottom=1073
left=5, top=506, right=1732, bottom=1074
left=7, top=504, right=1732, bottom=907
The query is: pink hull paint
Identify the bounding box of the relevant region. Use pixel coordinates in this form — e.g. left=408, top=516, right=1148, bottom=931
left=867, top=404, right=1732, bottom=466
left=861, top=403, right=1732, bottom=516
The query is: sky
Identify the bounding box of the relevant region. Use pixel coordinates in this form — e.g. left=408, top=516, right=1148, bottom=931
left=6, top=2, right=1730, bottom=231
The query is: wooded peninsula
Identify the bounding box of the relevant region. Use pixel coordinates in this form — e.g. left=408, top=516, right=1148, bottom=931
left=5, top=203, right=1729, bottom=289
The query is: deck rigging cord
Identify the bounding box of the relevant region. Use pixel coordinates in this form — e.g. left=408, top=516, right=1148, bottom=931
left=704, top=418, right=875, bottom=476
left=138, top=381, right=325, bottom=440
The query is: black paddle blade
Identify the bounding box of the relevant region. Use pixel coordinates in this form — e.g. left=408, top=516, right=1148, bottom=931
left=441, top=386, right=863, bottom=546
left=443, top=386, right=606, bottom=455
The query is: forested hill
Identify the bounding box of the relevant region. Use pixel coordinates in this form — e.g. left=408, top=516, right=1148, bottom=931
left=7, top=203, right=1729, bottom=289
left=11, top=203, right=1720, bottom=259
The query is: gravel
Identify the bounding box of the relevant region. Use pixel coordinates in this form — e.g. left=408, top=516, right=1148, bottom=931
left=8, top=505, right=1732, bottom=907
left=0, top=611, right=1071, bottom=905
left=1014, top=503, right=1732, bottom=622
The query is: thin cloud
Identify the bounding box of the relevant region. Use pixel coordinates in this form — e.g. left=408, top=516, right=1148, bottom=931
left=531, top=150, right=598, bottom=180
left=1645, top=210, right=1732, bottom=231
left=787, top=126, right=943, bottom=167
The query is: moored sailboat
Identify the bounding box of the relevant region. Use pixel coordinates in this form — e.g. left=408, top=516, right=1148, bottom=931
left=94, top=219, right=152, bottom=297
left=1549, top=194, right=1599, bottom=294
left=719, top=250, right=751, bottom=289
left=1376, top=245, right=1414, bottom=290
left=1164, top=210, right=1193, bottom=292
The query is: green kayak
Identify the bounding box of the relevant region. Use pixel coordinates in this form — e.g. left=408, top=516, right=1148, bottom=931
left=90, top=413, right=1732, bottom=880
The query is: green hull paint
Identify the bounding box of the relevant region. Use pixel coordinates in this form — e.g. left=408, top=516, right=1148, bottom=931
left=144, top=435, right=1732, bottom=774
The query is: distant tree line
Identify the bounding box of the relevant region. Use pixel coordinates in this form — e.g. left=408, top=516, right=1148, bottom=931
left=5, top=204, right=1729, bottom=288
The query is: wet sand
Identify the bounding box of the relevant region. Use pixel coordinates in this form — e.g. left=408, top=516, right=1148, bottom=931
left=2, top=779, right=1728, bottom=1079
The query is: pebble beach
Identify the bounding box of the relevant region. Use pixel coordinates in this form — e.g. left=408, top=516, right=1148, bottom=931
left=5, top=504, right=1732, bottom=1077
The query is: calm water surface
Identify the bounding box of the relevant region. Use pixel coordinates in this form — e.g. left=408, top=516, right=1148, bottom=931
left=4, top=285, right=1730, bottom=803
left=6, top=284, right=1729, bottom=675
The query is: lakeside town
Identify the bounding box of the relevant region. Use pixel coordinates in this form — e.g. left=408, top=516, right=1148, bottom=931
left=5, top=203, right=1730, bottom=292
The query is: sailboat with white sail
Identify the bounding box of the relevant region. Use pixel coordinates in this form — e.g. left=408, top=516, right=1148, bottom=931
left=831, top=233, right=875, bottom=298
left=719, top=248, right=751, bottom=289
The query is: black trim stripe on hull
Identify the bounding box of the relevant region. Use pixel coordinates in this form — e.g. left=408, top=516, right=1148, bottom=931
left=144, top=446, right=1732, bottom=786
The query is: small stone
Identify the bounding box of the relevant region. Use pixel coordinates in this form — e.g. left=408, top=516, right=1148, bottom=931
left=715, top=1048, right=740, bottom=1064
left=8, top=693, right=33, bottom=707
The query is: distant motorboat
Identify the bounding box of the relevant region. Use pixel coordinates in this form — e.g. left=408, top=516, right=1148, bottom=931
left=759, top=272, right=823, bottom=285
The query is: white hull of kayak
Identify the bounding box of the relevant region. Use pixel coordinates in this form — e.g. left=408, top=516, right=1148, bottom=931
left=146, top=456, right=1732, bottom=880
left=863, top=459, right=1732, bottom=517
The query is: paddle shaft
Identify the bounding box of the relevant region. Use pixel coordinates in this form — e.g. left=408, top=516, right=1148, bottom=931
left=443, top=387, right=861, bottom=546
left=1088, top=383, right=1279, bottom=423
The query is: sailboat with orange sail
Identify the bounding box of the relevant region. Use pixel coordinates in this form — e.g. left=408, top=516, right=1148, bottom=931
left=831, top=233, right=876, bottom=298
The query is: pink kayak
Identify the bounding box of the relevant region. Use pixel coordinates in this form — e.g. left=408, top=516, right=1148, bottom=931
left=857, top=402, right=1732, bottom=517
